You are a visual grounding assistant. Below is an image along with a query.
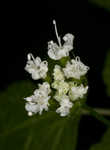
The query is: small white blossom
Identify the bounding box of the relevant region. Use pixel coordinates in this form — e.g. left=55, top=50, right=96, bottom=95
left=56, top=95, right=73, bottom=117
left=69, top=83, right=88, bottom=101
left=48, top=33, right=74, bottom=60
left=63, top=57, right=89, bottom=79
left=48, top=20, right=74, bottom=60
left=24, top=82, right=51, bottom=116
left=53, top=65, right=64, bottom=81
left=25, top=53, right=48, bottom=80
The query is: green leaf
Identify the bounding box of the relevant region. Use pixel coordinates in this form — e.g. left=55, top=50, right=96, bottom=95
left=90, top=127, right=110, bottom=150
left=88, top=0, right=110, bottom=11
left=103, top=50, right=110, bottom=97
left=0, top=80, right=80, bottom=150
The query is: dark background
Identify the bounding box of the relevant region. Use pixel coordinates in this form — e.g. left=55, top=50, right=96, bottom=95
left=0, top=1, right=110, bottom=150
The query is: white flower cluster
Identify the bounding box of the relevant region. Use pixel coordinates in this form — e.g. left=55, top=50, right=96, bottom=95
left=24, top=20, right=89, bottom=117
left=24, top=82, right=51, bottom=116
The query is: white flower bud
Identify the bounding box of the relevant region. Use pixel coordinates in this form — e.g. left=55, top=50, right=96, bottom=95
left=52, top=80, right=69, bottom=95
left=53, top=65, right=64, bottom=81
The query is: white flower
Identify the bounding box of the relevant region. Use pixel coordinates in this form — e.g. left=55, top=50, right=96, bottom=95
left=56, top=95, right=73, bottom=117
left=69, top=83, right=88, bottom=101
left=63, top=56, right=89, bottom=79
left=24, top=82, right=51, bottom=116
left=48, top=20, right=74, bottom=60
left=48, top=33, right=74, bottom=60
left=53, top=65, right=64, bottom=81
left=25, top=53, right=48, bottom=80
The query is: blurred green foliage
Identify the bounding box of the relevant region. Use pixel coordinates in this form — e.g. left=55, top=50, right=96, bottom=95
left=88, top=0, right=110, bottom=11
left=0, top=80, right=80, bottom=150
left=103, top=50, right=110, bottom=97
left=90, top=128, right=110, bottom=150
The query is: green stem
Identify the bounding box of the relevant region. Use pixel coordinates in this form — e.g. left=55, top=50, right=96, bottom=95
left=83, top=108, right=110, bottom=116
left=82, top=105, right=110, bottom=126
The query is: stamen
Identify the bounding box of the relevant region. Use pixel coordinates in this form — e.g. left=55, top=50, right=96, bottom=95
left=53, top=20, right=62, bottom=47
left=76, top=56, right=80, bottom=62
left=27, top=53, right=36, bottom=64
left=27, top=53, right=31, bottom=60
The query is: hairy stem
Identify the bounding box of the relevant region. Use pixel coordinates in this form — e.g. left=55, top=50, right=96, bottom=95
left=82, top=105, right=110, bottom=126
left=82, top=108, right=110, bottom=116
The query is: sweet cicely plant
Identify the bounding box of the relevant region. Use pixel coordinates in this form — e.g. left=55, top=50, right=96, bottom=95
left=24, top=20, right=89, bottom=117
